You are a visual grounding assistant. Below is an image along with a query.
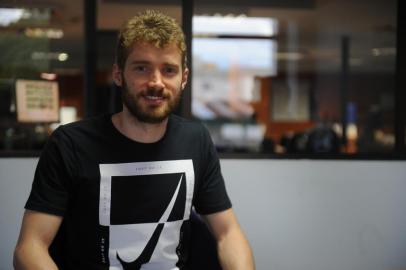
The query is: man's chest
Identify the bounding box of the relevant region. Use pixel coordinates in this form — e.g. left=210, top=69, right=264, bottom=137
left=69, top=159, right=196, bottom=269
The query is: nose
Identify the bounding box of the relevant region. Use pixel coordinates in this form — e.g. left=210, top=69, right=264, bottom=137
left=147, top=70, right=165, bottom=89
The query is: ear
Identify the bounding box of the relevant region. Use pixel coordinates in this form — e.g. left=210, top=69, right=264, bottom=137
left=181, top=68, right=189, bottom=90
left=112, top=63, right=123, bottom=87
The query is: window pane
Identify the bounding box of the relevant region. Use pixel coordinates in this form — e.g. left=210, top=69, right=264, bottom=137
left=192, top=0, right=397, bottom=155
left=192, top=37, right=277, bottom=120
left=0, top=2, right=84, bottom=152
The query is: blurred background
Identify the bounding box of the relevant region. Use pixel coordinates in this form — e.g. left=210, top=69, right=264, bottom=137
left=0, top=0, right=404, bottom=157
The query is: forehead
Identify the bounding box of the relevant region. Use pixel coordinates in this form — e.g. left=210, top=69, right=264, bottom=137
left=126, top=42, right=182, bottom=65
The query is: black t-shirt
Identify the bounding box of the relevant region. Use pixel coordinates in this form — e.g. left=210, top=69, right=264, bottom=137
left=25, top=114, right=231, bottom=270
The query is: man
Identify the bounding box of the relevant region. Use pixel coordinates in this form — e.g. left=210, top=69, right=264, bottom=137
left=14, top=10, right=254, bottom=270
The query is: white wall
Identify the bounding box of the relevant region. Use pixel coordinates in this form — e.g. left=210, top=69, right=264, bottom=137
left=221, top=160, right=406, bottom=270
left=0, top=158, right=37, bottom=270
left=1, top=158, right=406, bottom=270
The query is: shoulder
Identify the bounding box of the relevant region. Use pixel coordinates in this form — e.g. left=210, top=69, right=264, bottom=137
left=61, top=114, right=109, bottom=131
left=170, top=114, right=208, bottom=133
left=169, top=114, right=212, bottom=140
left=169, top=115, right=215, bottom=151
left=48, top=114, right=111, bottom=148
left=56, top=114, right=110, bottom=137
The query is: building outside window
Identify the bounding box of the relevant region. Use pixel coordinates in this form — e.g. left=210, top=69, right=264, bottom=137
left=192, top=0, right=398, bottom=155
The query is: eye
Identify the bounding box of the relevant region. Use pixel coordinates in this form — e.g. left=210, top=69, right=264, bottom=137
left=133, top=65, right=149, bottom=73
left=163, top=66, right=178, bottom=76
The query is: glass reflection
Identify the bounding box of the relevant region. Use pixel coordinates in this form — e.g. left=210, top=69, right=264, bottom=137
left=0, top=2, right=84, bottom=152
left=192, top=0, right=397, bottom=155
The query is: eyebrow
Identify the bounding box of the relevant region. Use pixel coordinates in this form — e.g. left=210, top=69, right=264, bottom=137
left=128, top=60, right=150, bottom=66
left=128, top=60, right=180, bottom=67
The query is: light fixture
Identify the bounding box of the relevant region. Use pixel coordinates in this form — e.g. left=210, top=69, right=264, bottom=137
left=25, top=28, right=64, bottom=39
left=0, top=8, right=24, bottom=26
left=31, top=52, right=69, bottom=61
left=193, top=15, right=278, bottom=37
left=58, top=53, right=68, bottom=62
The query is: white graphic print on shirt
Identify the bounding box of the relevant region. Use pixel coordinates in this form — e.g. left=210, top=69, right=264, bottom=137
left=99, top=160, right=195, bottom=270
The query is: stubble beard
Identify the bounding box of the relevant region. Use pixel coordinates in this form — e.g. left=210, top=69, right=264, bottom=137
left=121, top=80, right=182, bottom=124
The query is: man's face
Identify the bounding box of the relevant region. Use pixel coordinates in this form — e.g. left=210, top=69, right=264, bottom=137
left=114, top=42, right=188, bottom=123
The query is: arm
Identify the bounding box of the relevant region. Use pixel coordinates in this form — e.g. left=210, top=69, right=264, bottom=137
left=203, top=208, right=255, bottom=270
left=14, top=210, right=63, bottom=270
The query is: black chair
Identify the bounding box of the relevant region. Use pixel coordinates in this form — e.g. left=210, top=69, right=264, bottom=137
left=187, top=211, right=222, bottom=270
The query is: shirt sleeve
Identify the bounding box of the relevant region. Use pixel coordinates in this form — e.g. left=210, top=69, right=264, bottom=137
left=25, top=127, right=77, bottom=216
left=193, top=125, right=232, bottom=215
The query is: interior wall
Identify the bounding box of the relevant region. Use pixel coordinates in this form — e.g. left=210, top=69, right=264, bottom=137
left=0, top=158, right=37, bottom=269
left=221, top=159, right=406, bottom=270
left=1, top=158, right=405, bottom=270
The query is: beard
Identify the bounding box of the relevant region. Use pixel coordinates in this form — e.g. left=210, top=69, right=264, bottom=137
left=121, top=79, right=182, bottom=123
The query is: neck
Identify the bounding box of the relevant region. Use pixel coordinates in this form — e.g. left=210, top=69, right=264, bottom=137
left=112, top=110, right=168, bottom=143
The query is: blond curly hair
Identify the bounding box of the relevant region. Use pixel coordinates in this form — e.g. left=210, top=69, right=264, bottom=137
left=116, top=10, right=187, bottom=70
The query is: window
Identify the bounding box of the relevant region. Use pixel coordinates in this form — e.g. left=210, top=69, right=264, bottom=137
left=0, top=2, right=84, bottom=152
left=0, top=0, right=404, bottom=158
left=192, top=15, right=277, bottom=152
left=192, top=0, right=399, bottom=155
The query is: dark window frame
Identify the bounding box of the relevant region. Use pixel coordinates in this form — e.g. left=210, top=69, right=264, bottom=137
left=1, top=0, right=404, bottom=159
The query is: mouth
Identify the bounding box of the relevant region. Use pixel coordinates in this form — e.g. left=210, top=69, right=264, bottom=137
left=142, top=93, right=167, bottom=106
left=144, top=95, right=164, bottom=101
